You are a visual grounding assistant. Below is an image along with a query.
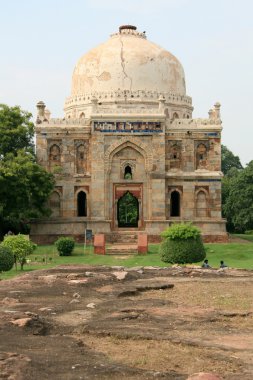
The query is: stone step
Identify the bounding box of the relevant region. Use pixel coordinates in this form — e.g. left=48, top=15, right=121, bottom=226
left=106, top=244, right=138, bottom=255
left=106, top=233, right=138, bottom=244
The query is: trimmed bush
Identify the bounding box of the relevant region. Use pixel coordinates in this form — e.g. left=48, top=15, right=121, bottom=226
left=160, top=223, right=206, bottom=264
left=55, top=237, right=75, bottom=256
left=0, top=246, right=15, bottom=272
left=1, top=234, right=36, bottom=270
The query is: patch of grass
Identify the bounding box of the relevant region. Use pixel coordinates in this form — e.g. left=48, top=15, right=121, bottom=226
left=1, top=241, right=253, bottom=280
left=205, top=243, right=253, bottom=269
left=233, top=234, right=253, bottom=242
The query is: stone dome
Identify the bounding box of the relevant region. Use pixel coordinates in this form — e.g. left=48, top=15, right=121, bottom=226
left=71, top=26, right=186, bottom=97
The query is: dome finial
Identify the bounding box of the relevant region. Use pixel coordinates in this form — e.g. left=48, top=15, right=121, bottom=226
left=119, top=25, right=137, bottom=32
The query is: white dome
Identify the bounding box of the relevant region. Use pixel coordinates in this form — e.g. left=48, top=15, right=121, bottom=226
left=71, top=26, right=186, bottom=96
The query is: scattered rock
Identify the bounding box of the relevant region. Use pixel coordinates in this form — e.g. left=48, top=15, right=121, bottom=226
left=0, top=352, right=31, bottom=380
left=11, top=314, right=48, bottom=335
left=69, top=299, right=80, bottom=304
left=66, top=273, right=85, bottom=279
left=67, top=279, right=88, bottom=285
left=39, top=307, right=52, bottom=312
left=86, top=303, right=95, bottom=308
left=73, top=292, right=81, bottom=298
left=1, top=297, right=20, bottom=305
left=187, top=372, right=222, bottom=380
left=85, top=271, right=94, bottom=277
left=24, top=311, right=38, bottom=317
left=112, top=271, right=128, bottom=280
left=125, top=266, right=143, bottom=272
left=38, top=275, right=58, bottom=283
left=11, top=317, right=32, bottom=327
left=118, top=289, right=139, bottom=297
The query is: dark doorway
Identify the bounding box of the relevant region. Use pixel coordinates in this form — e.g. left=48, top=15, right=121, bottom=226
left=117, top=191, right=139, bottom=227
left=77, top=191, right=87, bottom=216
left=170, top=191, right=180, bottom=217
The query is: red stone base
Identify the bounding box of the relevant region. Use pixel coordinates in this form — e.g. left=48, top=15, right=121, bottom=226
left=138, top=234, right=148, bottom=254
left=30, top=233, right=229, bottom=245
left=202, top=234, right=229, bottom=243
left=94, top=234, right=105, bottom=255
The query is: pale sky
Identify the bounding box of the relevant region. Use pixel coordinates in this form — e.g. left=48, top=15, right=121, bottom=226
left=0, top=0, right=252, bottom=165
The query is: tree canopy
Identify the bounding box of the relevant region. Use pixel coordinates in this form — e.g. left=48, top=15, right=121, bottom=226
left=0, top=104, right=54, bottom=237
left=221, top=144, right=243, bottom=175
left=223, top=161, right=253, bottom=232
left=0, top=104, right=34, bottom=157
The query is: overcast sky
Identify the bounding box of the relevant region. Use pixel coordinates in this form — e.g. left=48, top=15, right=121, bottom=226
left=0, top=0, right=252, bottom=165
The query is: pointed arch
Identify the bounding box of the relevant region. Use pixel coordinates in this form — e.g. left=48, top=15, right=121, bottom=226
left=49, top=191, right=61, bottom=217
left=104, top=137, right=153, bottom=173
left=76, top=144, right=86, bottom=174
left=196, top=143, right=208, bottom=169
left=195, top=188, right=209, bottom=217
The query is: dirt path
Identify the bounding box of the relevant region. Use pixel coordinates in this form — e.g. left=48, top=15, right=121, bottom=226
left=0, top=265, right=252, bottom=379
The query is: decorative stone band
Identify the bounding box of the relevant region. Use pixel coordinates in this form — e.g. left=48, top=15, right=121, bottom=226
left=169, top=118, right=222, bottom=126
left=64, top=90, right=192, bottom=108
left=36, top=118, right=88, bottom=126
left=93, top=120, right=163, bottom=133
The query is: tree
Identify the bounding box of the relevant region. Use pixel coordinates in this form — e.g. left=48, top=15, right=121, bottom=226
left=221, top=145, right=243, bottom=175
left=221, top=145, right=244, bottom=232
left=0, top=104, right=54, bottom=237
left=0, top=104, right=34, bottom=157
left=1, top=234, right=36, bottom=270
left=223, top=161, right=253, bottom=232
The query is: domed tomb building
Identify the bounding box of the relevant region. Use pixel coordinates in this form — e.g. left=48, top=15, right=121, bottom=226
left=31, top=25, right=227, bottom=243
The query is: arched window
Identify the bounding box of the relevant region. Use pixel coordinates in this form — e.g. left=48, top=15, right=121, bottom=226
left=49, top=144, right=61, bottom=169
left=76, top=144, right=86, bottom=174
left=170, top=191, right=180, bottom=217
left=49, top=191, right=61, bottom=217
left=196, top=191, right=207, bottom=217
left=77, top=191, right=87, bottom=217
left=170, top=144, right=181, bottom=169
left=124, top=165, right=132, bottom=179
left=196, top=143, right=207, bottom=169
left=172, top=112, right=179, bottom=120
left=164, top=108, right=170, bottom=118
left=79, top=112, right=85, bottom=119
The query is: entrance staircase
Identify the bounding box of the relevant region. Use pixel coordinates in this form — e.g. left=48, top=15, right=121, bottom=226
left=106, top=231, right=139, bottom=255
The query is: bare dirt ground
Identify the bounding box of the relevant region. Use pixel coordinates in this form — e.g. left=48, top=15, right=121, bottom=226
left=0, top=265, right=252, bottom=380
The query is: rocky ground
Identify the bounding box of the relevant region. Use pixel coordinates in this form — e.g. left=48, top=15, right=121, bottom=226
left=0, top=265, right=252, bottom=380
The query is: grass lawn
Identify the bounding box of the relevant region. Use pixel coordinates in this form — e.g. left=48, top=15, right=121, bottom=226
left=233, top=233, right=253, bottom=242
left=1, top=241, right=253, bottom=280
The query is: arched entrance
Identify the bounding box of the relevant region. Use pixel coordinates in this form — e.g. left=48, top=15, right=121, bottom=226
left=117, top=191, right=139, bottom=227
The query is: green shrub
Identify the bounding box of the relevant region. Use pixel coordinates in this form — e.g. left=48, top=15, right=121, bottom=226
left=55, top=237, right=75, bottom=256
left=1, top=234, right=36, bottom=270
left=160, top=223, right=206, bottom=264
left=0, top=246, right=15, bottom=272
left=161, top=223, right=201, bottom=240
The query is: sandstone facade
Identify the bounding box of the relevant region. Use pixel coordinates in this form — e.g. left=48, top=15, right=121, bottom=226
left=31, top=25, right=227, bottom=243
